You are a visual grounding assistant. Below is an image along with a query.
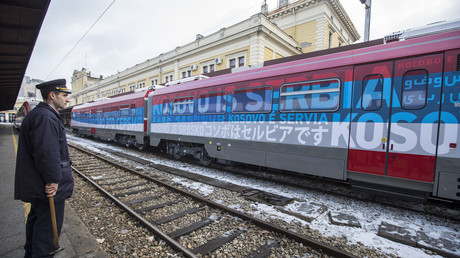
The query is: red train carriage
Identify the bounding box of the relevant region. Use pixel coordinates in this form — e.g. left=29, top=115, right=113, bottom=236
left=72, top=89, right=154, bottom=149
left=148, top=21, right=460, bottom=202
left=14, top=100, right=40, bottom=130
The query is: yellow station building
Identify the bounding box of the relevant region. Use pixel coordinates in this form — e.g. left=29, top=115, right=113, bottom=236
left=70, top=0, right=359, bottom=105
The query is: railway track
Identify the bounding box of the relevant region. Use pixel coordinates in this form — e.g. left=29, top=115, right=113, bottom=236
left=98, top=140, right=460, bottom=222
left=69, top=144, right=356, bottom=258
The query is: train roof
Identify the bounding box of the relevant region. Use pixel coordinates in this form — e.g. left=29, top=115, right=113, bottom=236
left=153, top=22, right=460, bottom=96
left=22, top=100, right=41, bottom=106
left=19, top=100, right=41, bottom=109
left=72, top=89, right=152, bottom=111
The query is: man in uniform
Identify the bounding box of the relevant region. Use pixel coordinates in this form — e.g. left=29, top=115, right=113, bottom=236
left=14, top=79, right=74, bottom=257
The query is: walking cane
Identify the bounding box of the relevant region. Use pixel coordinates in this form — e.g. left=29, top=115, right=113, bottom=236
left=48, top=190, right=64, bottom=254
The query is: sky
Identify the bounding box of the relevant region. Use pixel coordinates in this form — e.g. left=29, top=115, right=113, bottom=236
left=25, top=0, right=460, bottom=88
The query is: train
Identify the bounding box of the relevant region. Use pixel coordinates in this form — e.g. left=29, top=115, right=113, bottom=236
left=71, top=20, right=460, bottom=202
left=14, top=100, right=40, bottom=130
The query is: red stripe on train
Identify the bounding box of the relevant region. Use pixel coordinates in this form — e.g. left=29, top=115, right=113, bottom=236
left=348, top=149, right=435, bottom=182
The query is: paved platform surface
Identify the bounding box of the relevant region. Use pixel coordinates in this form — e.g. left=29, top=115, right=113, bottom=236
left=0, top=123, right=109, bottom=258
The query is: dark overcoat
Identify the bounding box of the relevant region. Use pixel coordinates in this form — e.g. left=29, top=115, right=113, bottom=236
left=14, top=102, right=74, bottom=203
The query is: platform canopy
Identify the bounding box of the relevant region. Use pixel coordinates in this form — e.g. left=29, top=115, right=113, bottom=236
left=0, top=0, right=50, bottom=111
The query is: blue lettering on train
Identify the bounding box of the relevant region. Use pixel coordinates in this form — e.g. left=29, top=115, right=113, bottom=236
left=146, top=72, right=460, bottom=126
left=73, top=73, right=460, bottom=128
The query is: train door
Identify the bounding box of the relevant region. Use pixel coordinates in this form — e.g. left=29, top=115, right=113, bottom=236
left=388, top=54, right=444, bottom=182
left=348, top=61, right=393, bottom=175
left=348, top=54, right=444, bottom=182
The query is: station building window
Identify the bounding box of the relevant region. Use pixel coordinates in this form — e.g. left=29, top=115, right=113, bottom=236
left=201, top=60, right=216, bottom=74
left=328, top=31, right=333, bottom=48
left=229, top=59, right=236, bottom=69
left=129, top=84, right=137, bottom=91
left=226, top=51, right=247, bottom=69
left=164, top=74, right=173, bottom=83
left=181, top=69, right=192, bottom=79
left=238, top=56, right=245, bottom=67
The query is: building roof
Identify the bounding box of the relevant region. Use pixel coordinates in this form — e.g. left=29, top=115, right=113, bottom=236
left=0, top=0, right=50, bottom=111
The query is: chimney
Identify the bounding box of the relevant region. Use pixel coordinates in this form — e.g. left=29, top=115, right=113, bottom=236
left=279, top=0, right=288, bottom=8
left=261, top=0, right=268, bottom=14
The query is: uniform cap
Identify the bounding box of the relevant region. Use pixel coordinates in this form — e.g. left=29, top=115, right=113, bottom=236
left=36, top=79, right=71, bottom=94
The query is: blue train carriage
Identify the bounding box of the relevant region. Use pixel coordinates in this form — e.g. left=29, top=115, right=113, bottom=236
left=148, top=21, right=460, bottom=202
left=71, top=89, right=154, bottom=149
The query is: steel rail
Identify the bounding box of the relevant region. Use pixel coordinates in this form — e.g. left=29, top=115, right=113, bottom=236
left=71, top=166, right=198, bottom=258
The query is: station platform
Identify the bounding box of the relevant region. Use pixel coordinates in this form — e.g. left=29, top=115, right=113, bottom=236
left=0, top=123, right=109, bottom=258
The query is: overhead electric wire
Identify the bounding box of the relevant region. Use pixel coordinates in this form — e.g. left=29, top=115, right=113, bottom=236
left=45, top=0, right=116, bottom=80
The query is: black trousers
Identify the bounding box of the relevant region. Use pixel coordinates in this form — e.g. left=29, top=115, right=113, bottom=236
left=24, top=199, right=65, bottom=258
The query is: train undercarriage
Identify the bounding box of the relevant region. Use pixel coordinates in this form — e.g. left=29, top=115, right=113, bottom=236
left=161, top=140, right=214, bottom=166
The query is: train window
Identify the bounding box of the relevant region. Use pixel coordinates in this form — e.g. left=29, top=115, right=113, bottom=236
left=103, top=107, right=111, bottom=118
left=130, top=104, right=136, bottom=116
left=280, top=78, right=340, bottom=112
left=120, top=104, right=130, bottom=117
left=198, top=92, right=226, bottom=114
left=111, top=106, right=119, bottom=117
left=162, top=99, right=170, bottom=116
left=362, top=74, right=383, bottom=111
left=96, top=109, right=103, bottom=118
left=402, top=69, right=428, bottom=110
left=454, top=85, right=460, bottom=101
left=17, top=107, right=24, bottom=117
left=173, top=96, right=194, bottom=115
left=232, top=86, right=273, bottom=113
left=454, top=55, right=460, bottom=101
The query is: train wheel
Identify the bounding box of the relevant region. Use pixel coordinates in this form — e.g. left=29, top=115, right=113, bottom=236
left=199, top=151, right=214, bottom=166
left=200, top=156, right=214, bottom=166
left=173, top=152, right=182, bottom=160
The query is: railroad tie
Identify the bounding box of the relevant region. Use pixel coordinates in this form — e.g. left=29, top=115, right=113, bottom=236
left=135, top=200, right=182, bottom=213
left=246, top=240, right=280, bottom=258
left=109, top=182, right=148, bottom=192
left=113, top=187, right=156, bottom=197
left=99, top=178, right=137, bottom=186
left=125, top=194, right=164, bottom=205
left=152, top=206, right=205, bottom=225
left=191, top=229, right=245, bottom=255
left=168, top=217, right=215, bottom=240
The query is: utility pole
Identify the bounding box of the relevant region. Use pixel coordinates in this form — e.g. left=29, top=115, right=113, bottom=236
left=360, top=0, right=371, bottom=41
